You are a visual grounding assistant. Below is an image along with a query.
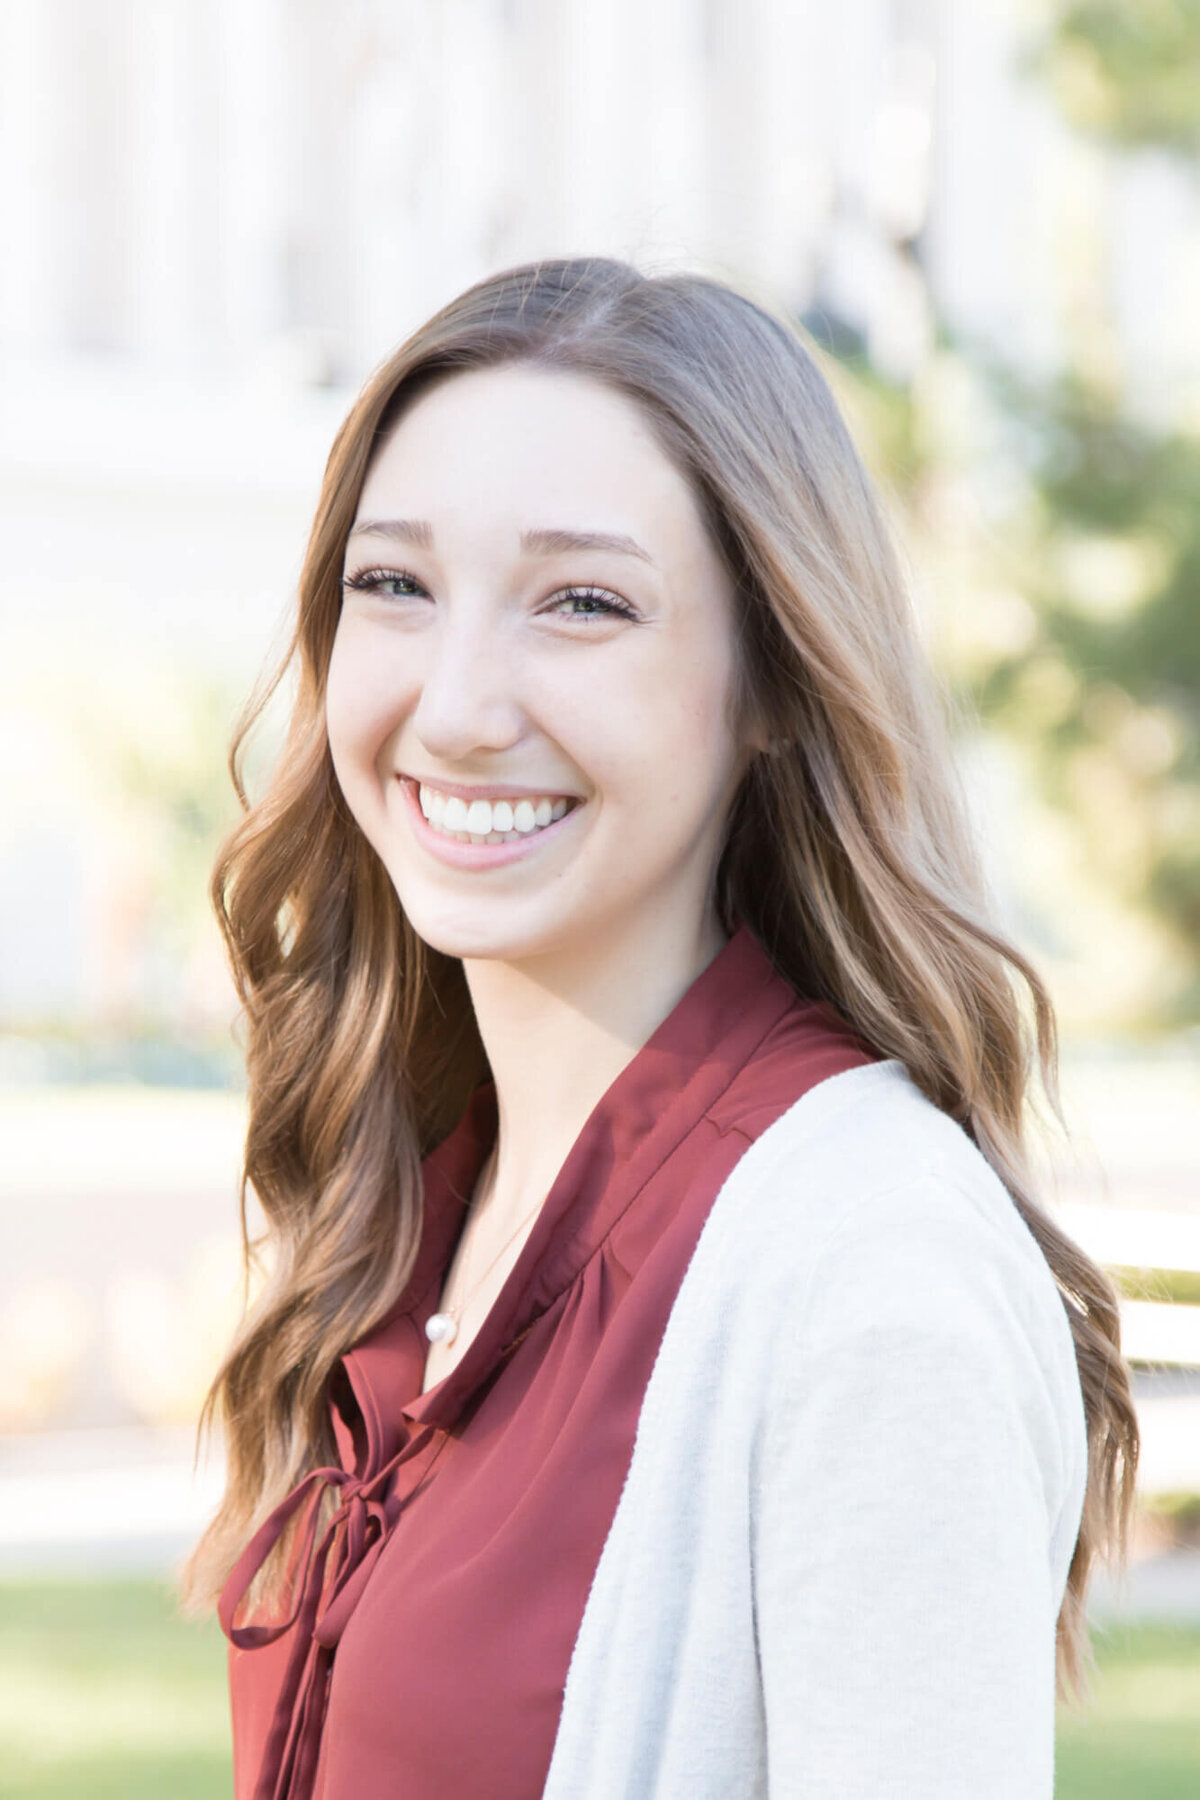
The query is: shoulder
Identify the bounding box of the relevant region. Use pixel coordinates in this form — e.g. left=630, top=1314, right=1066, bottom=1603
left=714, top=1057, right=1059, bottom=1304
left=675, top=1057, right=1086, bottom=1493
left=704, top=994, right=890, bottom=1142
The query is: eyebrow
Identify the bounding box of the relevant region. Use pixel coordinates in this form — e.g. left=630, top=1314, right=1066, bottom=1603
left=346, top=518, right=656, bottom=566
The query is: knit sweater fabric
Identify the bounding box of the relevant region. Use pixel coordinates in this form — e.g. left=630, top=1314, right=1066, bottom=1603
left=542, top=1056, right=1088, bottom=1799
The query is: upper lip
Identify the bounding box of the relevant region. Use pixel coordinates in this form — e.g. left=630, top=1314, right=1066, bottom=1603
left=401, top=773, right=581, bottom=802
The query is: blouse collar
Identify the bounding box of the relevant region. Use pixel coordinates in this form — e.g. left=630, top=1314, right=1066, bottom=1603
left=339, top=921, right=799, bottom=1444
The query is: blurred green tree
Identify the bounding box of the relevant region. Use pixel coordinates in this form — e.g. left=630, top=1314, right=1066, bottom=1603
left=1008, top=0, right=1200, bottom=1025
left=1024, top=0, right=1200, bottom=153
left=975, top=366, right=1200, bottom=1024
left=818, top=1, right=1200, bottom=1031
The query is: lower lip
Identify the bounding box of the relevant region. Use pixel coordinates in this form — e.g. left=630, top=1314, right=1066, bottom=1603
left=397, top=777, right=583, bottom=870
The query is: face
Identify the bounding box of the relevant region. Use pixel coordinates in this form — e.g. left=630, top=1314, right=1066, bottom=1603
left=325, top=363, right=757, bottom=967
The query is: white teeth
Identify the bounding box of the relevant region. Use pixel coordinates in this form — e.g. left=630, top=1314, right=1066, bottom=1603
left=415, top=782, right=575, bottom=845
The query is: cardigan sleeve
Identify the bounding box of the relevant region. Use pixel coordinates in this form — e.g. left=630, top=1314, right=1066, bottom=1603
left=752, top=1168, right=1085, bottom=1800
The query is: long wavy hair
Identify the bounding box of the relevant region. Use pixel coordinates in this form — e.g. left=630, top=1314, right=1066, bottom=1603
left=182, top=255, right=1137, bottom=1701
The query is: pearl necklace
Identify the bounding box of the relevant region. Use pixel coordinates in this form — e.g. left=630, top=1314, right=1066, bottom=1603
left=425, top=1151, right=543, bottom=1348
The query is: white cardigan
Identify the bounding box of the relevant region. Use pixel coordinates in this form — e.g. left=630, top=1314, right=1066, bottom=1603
left=542, top=1057, right=1089, bottom=1799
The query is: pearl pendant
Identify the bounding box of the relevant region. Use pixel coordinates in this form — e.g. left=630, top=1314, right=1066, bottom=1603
left=425, top=1311, right=458, bottom=1346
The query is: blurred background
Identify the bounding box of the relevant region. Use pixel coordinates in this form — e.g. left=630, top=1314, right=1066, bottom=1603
left=1, top=0, right=1198, bottom=1793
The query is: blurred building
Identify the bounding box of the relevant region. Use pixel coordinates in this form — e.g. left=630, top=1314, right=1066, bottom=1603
left=3, top=0, right=1199, bottom=1047
left=2, top=0, right=1197, bottom=394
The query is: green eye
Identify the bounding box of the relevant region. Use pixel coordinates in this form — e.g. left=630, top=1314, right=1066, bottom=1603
left=341, top=568, right=425, bottom=598
left=550, top=587, right=638, bottom=621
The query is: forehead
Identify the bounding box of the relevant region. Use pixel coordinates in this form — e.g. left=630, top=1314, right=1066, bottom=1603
left=357, top=364, right=708, bottom=551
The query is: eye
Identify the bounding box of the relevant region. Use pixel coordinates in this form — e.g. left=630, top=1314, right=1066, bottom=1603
left=545, top=586, right=638, bottom=623
left=340, top=569, right=638, bottom=623
left=341, top=566, right=427, bottom=599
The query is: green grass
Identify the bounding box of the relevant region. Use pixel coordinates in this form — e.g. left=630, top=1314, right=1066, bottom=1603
left=0, top=1576, right=232, bottom=1799
left=0, top=1578, right=1196, bottom=1795
left=1057, top=1621, right=1200, bottom=1798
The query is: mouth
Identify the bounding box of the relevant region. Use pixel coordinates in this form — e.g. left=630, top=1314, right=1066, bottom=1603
left=413, top=780, right=580, bottom=846
left=395, top=775, right=585, bottom=869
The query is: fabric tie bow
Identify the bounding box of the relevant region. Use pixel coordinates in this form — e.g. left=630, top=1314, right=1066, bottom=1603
left=218, top=1413, right=441, bottom=1800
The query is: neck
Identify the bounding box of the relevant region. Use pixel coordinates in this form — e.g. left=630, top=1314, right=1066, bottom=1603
left=460, top=900, right=728, bottom=1224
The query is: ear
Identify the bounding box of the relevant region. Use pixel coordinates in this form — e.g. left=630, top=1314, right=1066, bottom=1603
left=739, top=696, right=773, bottom=759
left=743, top=716, right=788, bottom=760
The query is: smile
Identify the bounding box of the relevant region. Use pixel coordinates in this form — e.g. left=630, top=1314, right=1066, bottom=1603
left=417, top=783, right=577, bottom=845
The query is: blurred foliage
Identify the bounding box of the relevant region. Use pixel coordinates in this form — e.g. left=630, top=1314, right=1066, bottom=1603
left=822, top=337, right=1200, bottom=1028
left=102, top=678, right=246, bottom=959
left=1025, top=1, right=1200, bottom=153
left=33, top=668, right=254, bottom=1063
left=1111, top=1264, right=1200, bottom=1306
left=1146, top=1490, right=1200, bottom=1535
left=975, top=367, right=1200, bottom=1022
left=1017, top=1, right=1200, bottom=1023
left=814, top=1, right=1200, bottom=1031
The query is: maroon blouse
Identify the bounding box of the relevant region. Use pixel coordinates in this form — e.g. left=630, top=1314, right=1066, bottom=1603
left=220, top=924, right=882, bottom=1799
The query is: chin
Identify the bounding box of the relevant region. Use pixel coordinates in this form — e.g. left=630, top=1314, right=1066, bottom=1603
left=397, top=889, right=576, bottom=967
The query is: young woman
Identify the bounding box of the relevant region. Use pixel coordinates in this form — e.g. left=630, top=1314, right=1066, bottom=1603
left=184, top=256, right=1138, bottom=1799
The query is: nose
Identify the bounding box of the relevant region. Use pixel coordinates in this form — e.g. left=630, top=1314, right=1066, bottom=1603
left=409, top=607, right=525, bottom=762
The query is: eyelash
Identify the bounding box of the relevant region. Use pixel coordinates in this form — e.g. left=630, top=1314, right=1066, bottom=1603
left=341, top=566, right=639, bottom=623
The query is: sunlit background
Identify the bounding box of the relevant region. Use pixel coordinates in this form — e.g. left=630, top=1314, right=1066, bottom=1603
left=2, top=1, right=1199, bottom=1793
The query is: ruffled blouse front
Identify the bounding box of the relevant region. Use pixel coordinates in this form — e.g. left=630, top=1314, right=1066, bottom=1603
left=221, top=924, right=883, bottom=1799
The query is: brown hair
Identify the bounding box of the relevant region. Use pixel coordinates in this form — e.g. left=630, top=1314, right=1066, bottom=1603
left=182, top=255, right=1137, bottom=1700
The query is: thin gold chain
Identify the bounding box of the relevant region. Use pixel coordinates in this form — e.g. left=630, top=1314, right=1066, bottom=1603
left=437, top=1147, right=543, bottom=1324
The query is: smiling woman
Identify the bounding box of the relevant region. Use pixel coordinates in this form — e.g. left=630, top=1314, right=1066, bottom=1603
left=181, top=257, right=1138, bottom=1800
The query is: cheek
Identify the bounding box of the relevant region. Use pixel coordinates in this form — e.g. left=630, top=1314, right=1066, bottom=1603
left=599, top=642, right=740, bottom=809
left=324, top=622, right=411, bottom=789
left=507, top=697, right=730, bottom=911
